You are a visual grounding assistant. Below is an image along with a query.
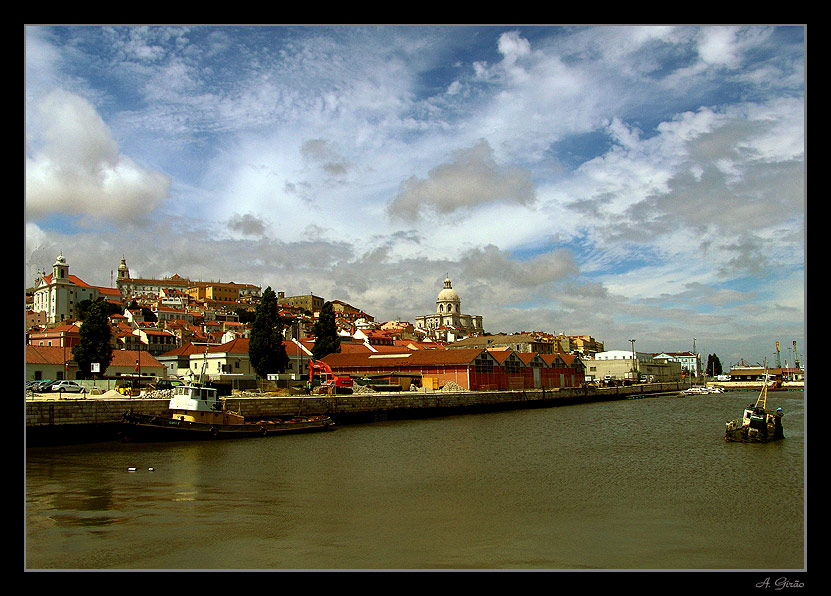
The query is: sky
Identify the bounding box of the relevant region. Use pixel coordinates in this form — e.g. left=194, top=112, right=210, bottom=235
left=24, top=25, right=806, bottom=368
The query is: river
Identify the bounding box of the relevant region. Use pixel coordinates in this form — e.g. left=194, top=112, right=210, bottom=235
left=25, top=390, right=805, bottom=570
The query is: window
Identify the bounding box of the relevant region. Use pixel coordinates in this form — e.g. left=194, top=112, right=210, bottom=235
left=474, top=354, right=493, bottom=374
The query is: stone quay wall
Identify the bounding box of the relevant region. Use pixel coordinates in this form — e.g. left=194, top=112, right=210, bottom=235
left=26, top=382, right=682, bottom=444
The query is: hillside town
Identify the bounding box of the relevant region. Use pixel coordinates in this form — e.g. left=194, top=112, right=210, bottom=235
left=25, top=253, right=803, bottom=392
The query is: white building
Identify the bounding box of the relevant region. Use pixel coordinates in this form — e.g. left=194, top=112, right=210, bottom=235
left=585, top=350, right=681, bottom=382
left=415, top=276, right=484, bottom=338
left=31, top=254, right=118, bottom=324
left=653, top=352, right=701, bottom=376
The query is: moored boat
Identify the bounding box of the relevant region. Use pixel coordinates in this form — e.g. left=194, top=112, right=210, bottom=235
left=724, top=372, right=784, bottom=443
left=121, top=383, right=335, bottom=441
left=679, top=386, right=709, bottom=397
left=679, top=385, right=726, bottom=397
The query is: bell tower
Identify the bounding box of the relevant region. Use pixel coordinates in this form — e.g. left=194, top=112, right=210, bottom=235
left=52, top=253, right=69, bottom=282
left=117, top=256, right=131, bottom=281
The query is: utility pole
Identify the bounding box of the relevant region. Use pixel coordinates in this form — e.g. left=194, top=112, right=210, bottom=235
left=629, top=339, right=637, bottom=381
left=692, top=337, right=697, bottom=379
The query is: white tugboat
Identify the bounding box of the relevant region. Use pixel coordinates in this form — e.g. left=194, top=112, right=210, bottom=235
left=121, top=351, right=334, bottom=441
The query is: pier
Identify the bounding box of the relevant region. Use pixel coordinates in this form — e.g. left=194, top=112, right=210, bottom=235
left=26, top=382, right=686, bottom=445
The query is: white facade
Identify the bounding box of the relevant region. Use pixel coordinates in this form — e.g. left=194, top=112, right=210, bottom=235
left=415, top=276, right=483, bottom=337
left=594, top=350, right=653, bottom=362
left=32, top=254, right=101, bottom=324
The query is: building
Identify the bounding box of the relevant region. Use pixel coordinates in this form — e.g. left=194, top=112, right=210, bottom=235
left=322, top=347, right=585, bottom=391
left=31, top=254, right=122, bottom=325
left=564, top=335, right=605, bottom=356
left=728, top=366, right=804, bottom=382
left=415, top=276, right=484, bottom=339
left=116, top=257, right=260, bottom=303
left=585, top=350, right=682, bottom=382
left=281, top=293, right=325, bottom=314
left=25, top=345, right=165, bottom=381
left=653, top=351, right=701, bottom=377
left=448, top=333, right=556, bottom=354
left=27, top=323, right=81, bottom=348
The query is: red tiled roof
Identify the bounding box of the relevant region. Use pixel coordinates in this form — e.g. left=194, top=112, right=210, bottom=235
left=26, top=345, right=164, bottom=369
left=159, top=342, right=209, bottom=357
left=111, top=350, right=164, bottom=368
left=26, top=345, right=71, bottom=365
left=322, top=348, right=486, bottom=369
left=208, top=337, right=250, bottom=354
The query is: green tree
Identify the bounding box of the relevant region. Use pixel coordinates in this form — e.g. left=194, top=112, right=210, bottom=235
left=312, top=301, right=341, bottom=360
left=706, top=353, right=723, bottom=376
left=77, top=298, right=121, bottom=321
left=72, top=300, right=114, bottom=378
left=249, top=287, right=289, bottom=378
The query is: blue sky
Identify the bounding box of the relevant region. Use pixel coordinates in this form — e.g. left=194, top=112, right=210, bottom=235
left=24, top=25, right=806, bottom=367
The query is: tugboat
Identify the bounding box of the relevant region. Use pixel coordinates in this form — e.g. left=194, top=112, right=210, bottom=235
left=121, top=352, right=335, bottom=442
left=724, top=372, right=784, bottom=443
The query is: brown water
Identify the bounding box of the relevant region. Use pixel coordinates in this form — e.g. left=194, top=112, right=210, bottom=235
left=25, top=391, right=805, bottom=570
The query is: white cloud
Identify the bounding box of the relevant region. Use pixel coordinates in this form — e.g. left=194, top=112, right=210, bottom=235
left=25, top=89, right=170, bottom=221
left=23, top=26, right=805, bottom=363
left=387, top=139, right=536, bottom=220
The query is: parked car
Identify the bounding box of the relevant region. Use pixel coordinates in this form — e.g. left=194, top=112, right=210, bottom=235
left=34, top=380, right=57, bottom=392
left=51, top=380, right=84, bottom=393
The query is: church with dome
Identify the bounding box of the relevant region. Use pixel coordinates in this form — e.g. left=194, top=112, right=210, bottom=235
left=415, top=276, right=484, bottom=339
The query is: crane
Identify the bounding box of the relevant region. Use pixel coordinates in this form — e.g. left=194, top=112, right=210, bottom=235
left=308, top=359, right=353, bottom=394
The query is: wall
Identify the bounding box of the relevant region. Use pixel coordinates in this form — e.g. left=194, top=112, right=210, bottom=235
left=27, top=382, right=682, bottom=443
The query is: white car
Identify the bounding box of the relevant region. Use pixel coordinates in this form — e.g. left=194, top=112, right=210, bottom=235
left=51, top=380, right=84, bottom=393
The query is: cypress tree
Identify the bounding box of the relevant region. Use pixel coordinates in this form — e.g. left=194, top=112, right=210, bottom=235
left=312, top=301, right=341, bottom=360
left=249, top=287, right=289, bottom=378
left=72, top=300, right=114, bottom=378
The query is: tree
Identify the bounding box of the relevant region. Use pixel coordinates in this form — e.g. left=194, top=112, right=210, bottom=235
left=248, top=287, right=288, bottom=378
left=706, top=353, right=723, bottom=377
left=72, top=300, right=114, bottom=378
left=312, top=301, right=341, bottom=360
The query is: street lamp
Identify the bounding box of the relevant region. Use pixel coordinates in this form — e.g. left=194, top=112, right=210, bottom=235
left=692, top=337, right=697, bottom=380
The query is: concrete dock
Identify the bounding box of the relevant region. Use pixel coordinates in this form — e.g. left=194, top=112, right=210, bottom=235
left=26, top=382, right=685, bottom=445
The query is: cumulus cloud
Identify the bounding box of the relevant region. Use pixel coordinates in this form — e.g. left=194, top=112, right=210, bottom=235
left=386, top=139, right=536, bottom=220
left=25, top=89, right=170, bottom=221
left=300, top=139, right=351, bottom=178
left=227, top=213, right=268, bottom=237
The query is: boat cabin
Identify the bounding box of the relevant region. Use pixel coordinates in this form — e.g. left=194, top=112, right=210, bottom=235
left=167, top=384, right=243, bottom=425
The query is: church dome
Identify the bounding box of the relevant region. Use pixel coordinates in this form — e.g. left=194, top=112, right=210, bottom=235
left=436, top=276, right=460, bottom=303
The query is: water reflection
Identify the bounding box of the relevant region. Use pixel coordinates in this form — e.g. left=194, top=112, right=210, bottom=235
left=26, top=391, right=805, bottom=570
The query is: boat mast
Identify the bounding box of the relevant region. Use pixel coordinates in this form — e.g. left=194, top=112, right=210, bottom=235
left=754, top=369, right=769, bottom=410
left=199, top=347, right=209, bottom=385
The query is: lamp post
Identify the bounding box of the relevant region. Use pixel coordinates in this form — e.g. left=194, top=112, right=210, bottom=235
left=692, top=337, right=697, bottom=382
left=629, top=339, right=637, bottom=382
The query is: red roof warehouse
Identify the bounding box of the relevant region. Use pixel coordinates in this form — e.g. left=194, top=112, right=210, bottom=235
left=322, top=348, right=585, bottom=391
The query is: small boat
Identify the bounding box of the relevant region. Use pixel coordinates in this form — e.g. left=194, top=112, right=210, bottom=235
left=121, top=383, right=335, bottom=441
left=120, top=351, right=334, bottom=442
left=679, top=385, right=727, bottom=397
left=679, top=386, right=710, bottom=397
left=724, top=372, right=784, bottom=443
